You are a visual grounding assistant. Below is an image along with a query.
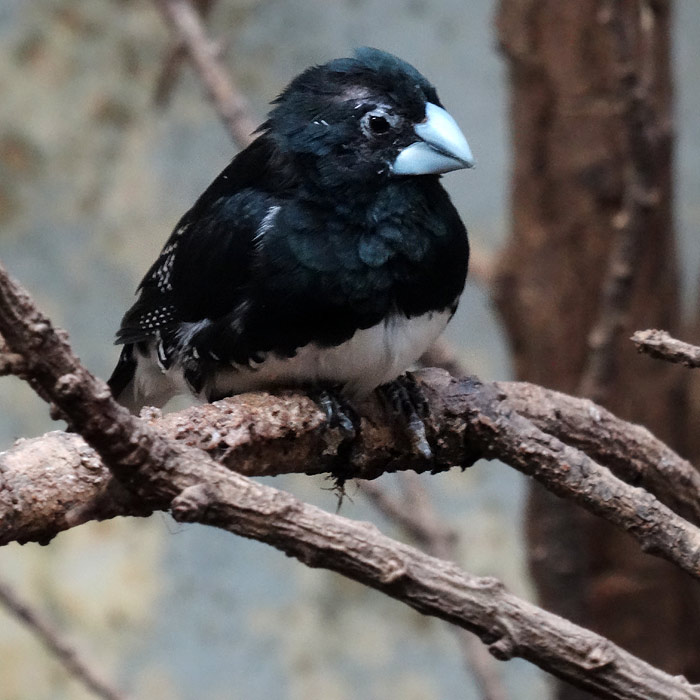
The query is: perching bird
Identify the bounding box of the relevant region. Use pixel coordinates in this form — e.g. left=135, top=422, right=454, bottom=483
left=109, top=48, right=473, bottom=444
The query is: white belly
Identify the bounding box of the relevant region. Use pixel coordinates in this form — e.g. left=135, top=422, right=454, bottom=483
left=207, top=309, right=453, bottom=399
left=128, top=309, right=452, bottom=410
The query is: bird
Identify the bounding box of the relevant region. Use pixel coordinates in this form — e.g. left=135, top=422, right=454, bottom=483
left=108, top=47, right=474, bottom=452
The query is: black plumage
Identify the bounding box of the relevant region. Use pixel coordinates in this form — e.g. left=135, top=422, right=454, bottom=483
left=109, top=48, right=473, bottom=413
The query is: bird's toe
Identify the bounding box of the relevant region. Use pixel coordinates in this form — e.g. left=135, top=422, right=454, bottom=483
left=313, top=387, right=360, bottom=442
left=378, top=374, right=433, bottom=461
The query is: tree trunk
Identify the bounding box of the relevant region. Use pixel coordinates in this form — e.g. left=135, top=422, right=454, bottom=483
left=494, top=1, right=700, bottom=697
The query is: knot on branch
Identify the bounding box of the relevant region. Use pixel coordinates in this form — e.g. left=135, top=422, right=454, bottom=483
left=379, top=556, right=410, bottom=585
left=27, top=321, right=51, bottom=348
left=0, top=352, right=27, bottom=377
left=475, top=576, right=505, bottom=594
left=582, top=642, right=616, bottom=671
left=489, top=634, right=518, bottom=661
left=55, top=373, right=81, bottom=398
left=171, top=483, right=216, bottom=522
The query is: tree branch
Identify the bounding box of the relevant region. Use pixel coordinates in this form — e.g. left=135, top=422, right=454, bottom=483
left=169, top=475, right=700, bottom=700
left=2, top=260, right=700, bottom=697
left=360, top=474, right=507, bottom=700
left=496, top=380, right=700, bottom=526
left=3, top=362, right=700, bottom=584
left=153, top=0, right=257, bottom=148
left=632, top=329, right=700, bottom=368
left=0, top=580, right=127, bottom=700
left=153, top=0, right=218, bottom=107
left=359, top=477, right=456, bottom=553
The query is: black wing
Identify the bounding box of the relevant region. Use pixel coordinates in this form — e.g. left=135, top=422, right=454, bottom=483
left=115, top=134, right=296, bottom=357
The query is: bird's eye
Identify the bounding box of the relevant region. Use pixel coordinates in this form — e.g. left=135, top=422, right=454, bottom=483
left=360, top=108, right=398, bottom=138
left=368, top=115, right=390, bottom=135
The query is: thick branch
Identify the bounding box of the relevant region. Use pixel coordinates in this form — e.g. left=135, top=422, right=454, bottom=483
left=169, top=476, right=700, bottom=700
left=3, top=367, right=700, bottom=583
left=361, top=474, right=506, bottom=700
left=632, top=329, right=700, bottom=368
left=1, top=262, right=700, bottom=698
left=496, top=381, right=700, bottom=526
left=4, top=441, right=697, bottom=700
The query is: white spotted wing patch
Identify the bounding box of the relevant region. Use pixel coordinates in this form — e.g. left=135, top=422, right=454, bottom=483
left=151, top=222, right=189, bottom=293
left=137, top=304, right=177, bottom=333
left=155, top=252, right=175, bottom=292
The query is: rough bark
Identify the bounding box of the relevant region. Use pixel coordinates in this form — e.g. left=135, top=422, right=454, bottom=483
left=632, top=329, right=700, bottom=368
left=495, top=0, right=700, bottom=693
left=5, top=262, right=700, bottom=699
left=5, top=372, right=700, bottom=554
left=2, top=266, right=700, bottom=700
left=497, top=381, right=700, bottom=526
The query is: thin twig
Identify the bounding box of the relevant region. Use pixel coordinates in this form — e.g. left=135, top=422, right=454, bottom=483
left=153, top=0, right=258, bottom=148
left=632, top=329, right=700, bottom=368
left=153, top=0, right=218, bottom=107
left=578, top=2, right=661, bottom=403
left=359, top=478, right=455, bottom=552
left=0, top=580, right=127, bottom=700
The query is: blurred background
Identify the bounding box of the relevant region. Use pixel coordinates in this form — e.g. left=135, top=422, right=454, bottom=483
left=0, top=1, right=698, bottom=699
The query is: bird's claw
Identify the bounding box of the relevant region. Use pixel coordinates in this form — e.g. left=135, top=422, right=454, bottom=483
left=314, top=387, right=360, bottom=442
left=378, top=374, right=433, bottom=460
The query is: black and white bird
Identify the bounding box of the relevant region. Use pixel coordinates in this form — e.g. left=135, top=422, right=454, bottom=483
left=109, top=48, right=473, bottom=436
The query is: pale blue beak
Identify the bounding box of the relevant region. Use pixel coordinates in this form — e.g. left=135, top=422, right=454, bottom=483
left=392, top=102, right=475, bottom=176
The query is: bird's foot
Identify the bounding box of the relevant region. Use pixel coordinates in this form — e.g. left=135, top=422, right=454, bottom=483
left=378, top=373, right=433, bottom=461
left=312, top=387, right=360, bottom=442
left=311, top=387, right=362, bottom=501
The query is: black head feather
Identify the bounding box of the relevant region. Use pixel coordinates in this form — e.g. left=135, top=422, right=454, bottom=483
left=263, top=48, right=444, bottom=192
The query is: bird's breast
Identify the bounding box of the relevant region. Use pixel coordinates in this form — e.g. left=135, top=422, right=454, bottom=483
left=205, top=307, right=454, bottom=400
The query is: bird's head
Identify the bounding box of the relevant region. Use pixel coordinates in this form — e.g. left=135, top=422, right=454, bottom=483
left=264, top=48, right=474, bottom=193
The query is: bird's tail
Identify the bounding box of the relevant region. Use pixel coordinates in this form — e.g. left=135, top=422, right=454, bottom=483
left=108, top=343, right=187, bottom=413
left=107, top=345, right=139, bottom=413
